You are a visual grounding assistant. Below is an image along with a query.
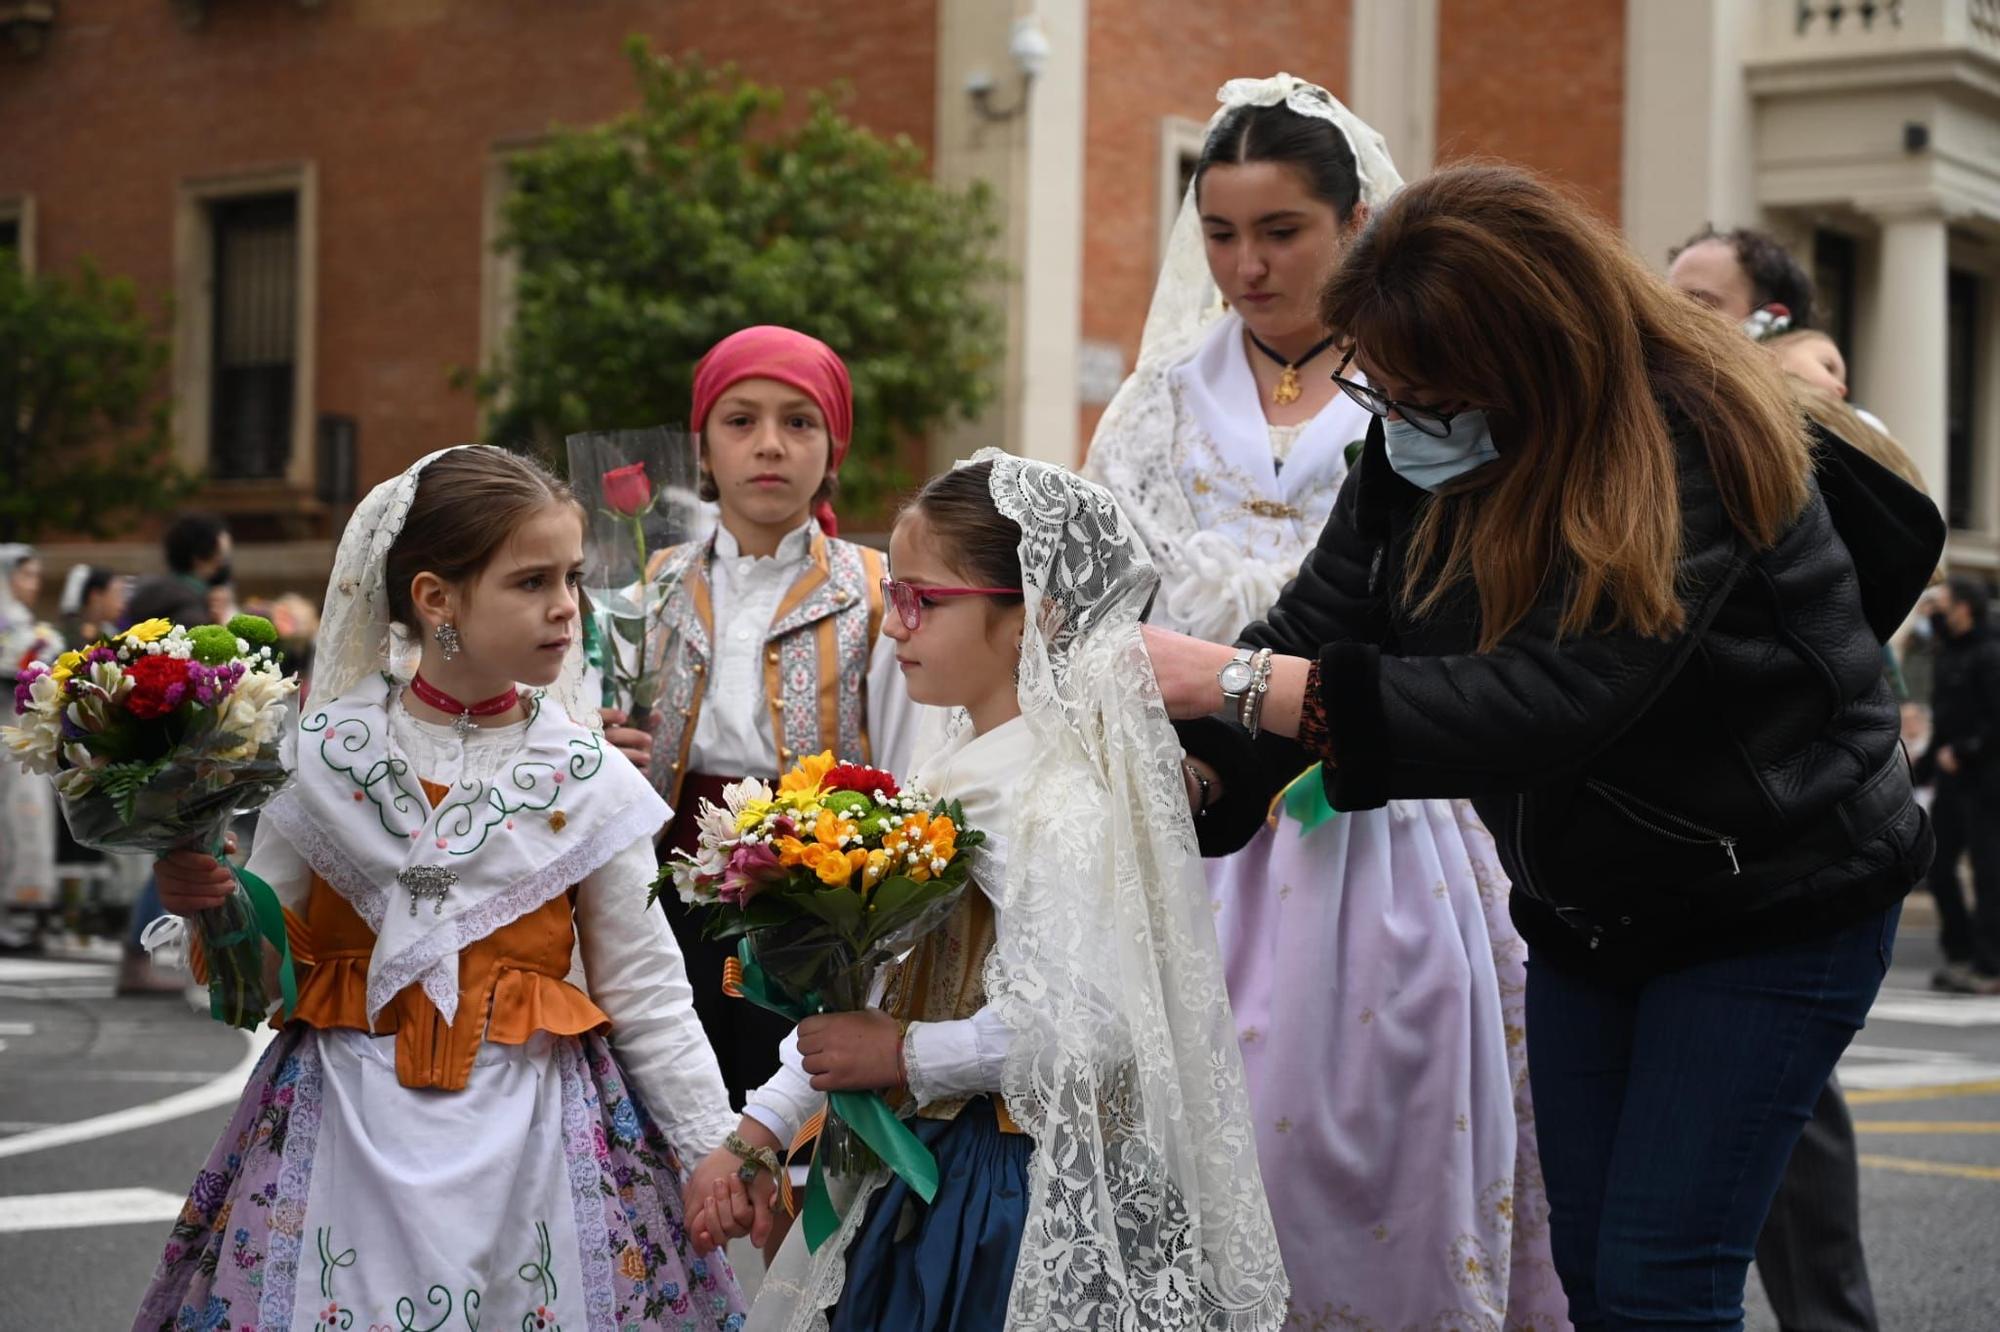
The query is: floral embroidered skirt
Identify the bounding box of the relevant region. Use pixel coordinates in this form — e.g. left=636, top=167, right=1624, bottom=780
left=131, top=1027, right=747, bottom=1332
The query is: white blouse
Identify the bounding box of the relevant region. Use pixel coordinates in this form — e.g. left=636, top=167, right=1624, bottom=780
left=690, top=518, right=922, bottom=779
left=245, top=702, right=738, bottom=1161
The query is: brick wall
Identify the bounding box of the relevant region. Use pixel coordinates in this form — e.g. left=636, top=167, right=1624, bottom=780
left=1434, top=0, right=1625, bottom=221
left=1078, top=0, right=1354, bottom=454
left=0, top=0, right=936, bottom=520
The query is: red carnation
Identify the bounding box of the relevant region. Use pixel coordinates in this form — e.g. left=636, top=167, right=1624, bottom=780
left=125, top=654, right=192, bottom=719
left=823, top=762, right=899, bottom=799
left=602, top=462, right=653, bottom=518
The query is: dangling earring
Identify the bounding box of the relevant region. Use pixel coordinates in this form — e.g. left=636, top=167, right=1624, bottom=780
left=434, top=622, right=462, bottom=661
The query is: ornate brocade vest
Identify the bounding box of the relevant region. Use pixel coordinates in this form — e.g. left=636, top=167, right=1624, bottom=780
left=643, top=533, right=887, bottom=807
left=881, top=892, right=1023, bottom=1133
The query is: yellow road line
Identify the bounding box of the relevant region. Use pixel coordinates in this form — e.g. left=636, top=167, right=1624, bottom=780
left=1845, top=1078, right=2000, bottom=1106
left=1853, top=1121, right=2000, bottom=1134
left=1858, top=1153, right=2000, bottom=1183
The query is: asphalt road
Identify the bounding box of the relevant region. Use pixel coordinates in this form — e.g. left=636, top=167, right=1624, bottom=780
left=2, top=918, right=1995, bottom=1332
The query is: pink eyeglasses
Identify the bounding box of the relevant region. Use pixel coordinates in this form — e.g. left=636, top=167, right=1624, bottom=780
left=880, top=576, right=1022, bottom=631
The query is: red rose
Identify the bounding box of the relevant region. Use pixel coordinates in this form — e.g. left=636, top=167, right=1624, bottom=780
left=602, top=462, right=653, bottom=517
left=125, top=654, right=191, bottom=719
left=823, top=762, right=899, bottom=799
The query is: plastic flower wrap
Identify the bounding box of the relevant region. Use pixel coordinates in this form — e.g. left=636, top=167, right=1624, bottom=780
left=565, top=427, right=706, bottom=727
left=650, top=749, right=985, bottom=1249
left=3, top=615, right=300, bottom=1029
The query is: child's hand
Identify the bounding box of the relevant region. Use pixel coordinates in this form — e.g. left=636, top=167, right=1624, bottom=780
left=797, top=1010, right=904, bottom=1092
left=686, top=1145, right=778, bottom=1252
left=155, top=836, right=238, bottom=915
left=601, top=707, right=652, bottom=772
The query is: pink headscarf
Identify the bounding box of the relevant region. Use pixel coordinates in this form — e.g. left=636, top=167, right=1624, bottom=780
left=691, top=325, right=854, bottom=536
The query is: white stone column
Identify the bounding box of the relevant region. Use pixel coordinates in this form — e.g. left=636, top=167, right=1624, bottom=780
left=1349, top=0, right=1438, bottom=179
left=1016, top=0, right=1086, bottom=465
left=1858, top=206, right=1950, bottom=507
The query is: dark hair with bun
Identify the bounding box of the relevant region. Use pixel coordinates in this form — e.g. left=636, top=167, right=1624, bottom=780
left=1195, top=101, right=1363, bottom=224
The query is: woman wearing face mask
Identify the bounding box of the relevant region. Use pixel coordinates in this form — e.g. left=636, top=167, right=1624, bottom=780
left=1147, top=164, right=1938, bottom=1328
left=1086, top=76, right=1564, bottom=1328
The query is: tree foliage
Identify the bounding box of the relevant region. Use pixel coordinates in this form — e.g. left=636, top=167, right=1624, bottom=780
left=473, top=41, right=1006, bottom=507
left=0, top=255, right=191, bottom=541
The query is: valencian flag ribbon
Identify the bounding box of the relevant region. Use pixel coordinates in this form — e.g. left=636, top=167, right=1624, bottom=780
left=1276, top=762, right=1341, bottom=835
left=723, top=939, right=939, bottom=1251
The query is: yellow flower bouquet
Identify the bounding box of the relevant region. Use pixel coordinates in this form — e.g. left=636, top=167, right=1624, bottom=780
left=650, top=749, right=985, bottom=1246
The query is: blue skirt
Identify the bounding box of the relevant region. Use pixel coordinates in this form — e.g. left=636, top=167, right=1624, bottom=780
left=828, top=1099, right=1030, bottom=1332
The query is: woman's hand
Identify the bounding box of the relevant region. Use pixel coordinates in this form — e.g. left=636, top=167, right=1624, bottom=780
left=600, top=707, right=652, bottom=772
left=154, top=835, right=238, bottom=915
left=1142, top=625, right=1234, bottom=721
left=796, top=1010, right=904, bottom=1092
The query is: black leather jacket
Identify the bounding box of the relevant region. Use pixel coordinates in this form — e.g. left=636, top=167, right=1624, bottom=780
left=1181, top=421, right=1935, bottom=973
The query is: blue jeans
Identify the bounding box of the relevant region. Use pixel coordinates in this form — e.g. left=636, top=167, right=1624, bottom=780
left=1526, top=904, right=1898, bottom=1330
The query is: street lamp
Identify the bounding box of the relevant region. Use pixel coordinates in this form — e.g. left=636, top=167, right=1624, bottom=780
left=966, top=16, right=1052, bottom=123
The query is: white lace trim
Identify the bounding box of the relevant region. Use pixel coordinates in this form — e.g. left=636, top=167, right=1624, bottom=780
left=263, top=785, right=661, bottom=1026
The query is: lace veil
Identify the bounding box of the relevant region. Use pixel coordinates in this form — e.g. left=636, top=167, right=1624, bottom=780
left=312, top=444, right=596, bottom=728
left=979, top=448, right=1286, bottom=1329
left=1085, top=75, right=1403, bottom=643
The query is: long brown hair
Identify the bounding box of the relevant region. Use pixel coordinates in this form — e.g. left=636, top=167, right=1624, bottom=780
left=1763, top=330, right=1931, bottom=494
left=1321, top=164, right=1812, bottom=650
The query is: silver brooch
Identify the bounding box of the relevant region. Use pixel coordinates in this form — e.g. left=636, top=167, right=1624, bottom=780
left=398, top=865, right=458, bottom=916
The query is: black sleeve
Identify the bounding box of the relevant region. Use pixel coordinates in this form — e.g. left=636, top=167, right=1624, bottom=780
left=1310, top=475, right=1753, bottom=808
left=1176, top=449, right=1391, bottom=856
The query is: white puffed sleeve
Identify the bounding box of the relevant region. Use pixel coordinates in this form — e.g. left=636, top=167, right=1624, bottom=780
left=575, top=834, right=737, bottom=1162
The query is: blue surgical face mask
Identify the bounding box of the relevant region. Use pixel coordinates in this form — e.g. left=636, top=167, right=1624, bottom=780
left=1382, top=411, right=1501, bottom=492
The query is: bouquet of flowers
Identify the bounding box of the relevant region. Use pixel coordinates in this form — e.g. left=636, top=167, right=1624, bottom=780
left=651, top=750, right=985, bottom=1249
left=2, top=615, right=300, bottom=1028
left=566, top=427, right=706, bottom=728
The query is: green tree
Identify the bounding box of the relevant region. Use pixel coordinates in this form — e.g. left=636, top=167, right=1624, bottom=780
left=471, top=40, right=1005, bottom=508
left=0, top=254, right=191, bottom=541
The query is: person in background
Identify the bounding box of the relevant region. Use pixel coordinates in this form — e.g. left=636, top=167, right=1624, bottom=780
left=1668, top=222, right=1887, bottom=1332
left=1, top=545, right=62, bottom=933
left=1912, top=575, right=2000, bottom=995
left=120, top=513, right=233, bottom=994
left=1667, top=224, right=1816, bottom=335
left=57, top=563, right=128, bottom=647
left=127, top=512, right=232, bottom=628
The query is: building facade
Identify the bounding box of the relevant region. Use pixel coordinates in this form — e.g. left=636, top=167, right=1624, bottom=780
left=3, top=0, right=1994, bottom=587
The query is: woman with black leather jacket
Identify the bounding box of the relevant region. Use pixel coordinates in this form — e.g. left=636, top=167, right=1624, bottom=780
left=1148, top=164, right=1939, bottom=1329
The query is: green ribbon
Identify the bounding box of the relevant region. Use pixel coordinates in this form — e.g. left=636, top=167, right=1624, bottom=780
left=204, top=837, right=298, bottom=1030
left=1278, top=763, right=1341, bottom=835
left=731, top=939, right=940, bottom=1251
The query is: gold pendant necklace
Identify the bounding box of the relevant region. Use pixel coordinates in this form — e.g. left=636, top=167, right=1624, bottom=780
left=1248, top=330, right=1338, bottom=409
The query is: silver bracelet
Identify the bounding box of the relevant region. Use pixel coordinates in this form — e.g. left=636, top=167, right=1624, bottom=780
left=1182, top=759, right=1213, bottom=817
left=1240, top=649, right=1274, bottom=738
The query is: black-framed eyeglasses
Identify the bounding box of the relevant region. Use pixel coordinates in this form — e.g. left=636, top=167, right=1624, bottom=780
left=1329, top=346, right=1461, bottom=439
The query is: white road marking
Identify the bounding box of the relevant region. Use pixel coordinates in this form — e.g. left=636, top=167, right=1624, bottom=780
left=0, top=1021, right=36, bottom=1036
left=0, top=1027, right=271, bottom=1160
left=0, top=1187, right=186, bottom=1234
left=1867, top=989, right=2000, bottom=1028
left=0, top=959, right=113, bottom=981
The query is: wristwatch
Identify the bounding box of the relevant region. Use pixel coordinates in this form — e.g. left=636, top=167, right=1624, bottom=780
left=1217, top=647, right=1257, bottom=716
